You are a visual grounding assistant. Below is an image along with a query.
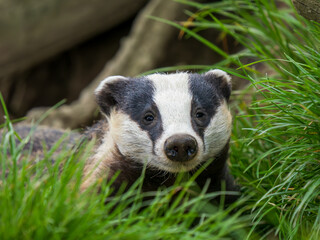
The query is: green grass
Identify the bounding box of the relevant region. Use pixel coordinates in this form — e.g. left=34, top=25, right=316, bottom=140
left=1, top=0, right=320, bottom=239
left=0, top=93, right=252, bottom=239
left=165, top=0, right=320, bottom=239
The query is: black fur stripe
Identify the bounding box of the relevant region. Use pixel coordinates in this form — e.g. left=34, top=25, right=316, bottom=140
left=118, top=78, right=163, bottom=146
left=188, top=73, right=220, bottom=139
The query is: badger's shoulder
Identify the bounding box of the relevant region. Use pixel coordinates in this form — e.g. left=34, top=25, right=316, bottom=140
left=83, top=119, right=109, bottom=144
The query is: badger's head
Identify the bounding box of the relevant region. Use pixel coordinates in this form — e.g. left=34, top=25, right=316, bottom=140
left=95, top=70, right=232, bottom=173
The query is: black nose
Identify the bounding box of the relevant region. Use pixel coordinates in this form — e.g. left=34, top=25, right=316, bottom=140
left=164, top=134, right=198, bottom=162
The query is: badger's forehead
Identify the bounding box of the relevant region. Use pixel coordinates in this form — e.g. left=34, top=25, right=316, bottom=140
left=147, top=72, right=190, bottom=89
left=120, top=73, right=194, bottom=113
left=147, top=73, right=191, bottom=98
left=146, top=72, right=220, bottom=116
left=146, top=73, right=193, bottom=130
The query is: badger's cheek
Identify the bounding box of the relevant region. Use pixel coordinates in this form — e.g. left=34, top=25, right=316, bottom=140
left=110, top=115, right=154, bottom=165
left=203, top=104, right=232, bottom=159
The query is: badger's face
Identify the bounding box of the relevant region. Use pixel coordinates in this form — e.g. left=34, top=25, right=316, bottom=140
left=95, top=70, right=232, bottom=173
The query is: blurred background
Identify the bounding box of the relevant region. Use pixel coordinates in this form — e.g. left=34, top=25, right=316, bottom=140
left=0, top=0, right=245, bottom=128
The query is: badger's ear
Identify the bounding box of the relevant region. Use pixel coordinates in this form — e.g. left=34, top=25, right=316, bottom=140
left=205, top=69, right=232, bottom=101
left=94, top=75, right=129, bottom=116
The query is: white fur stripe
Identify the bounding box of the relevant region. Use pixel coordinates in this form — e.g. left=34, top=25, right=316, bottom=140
left=147, top=73, right=195, bottom=136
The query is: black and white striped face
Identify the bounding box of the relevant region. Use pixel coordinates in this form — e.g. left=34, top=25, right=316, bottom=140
left=95, top=70, right=232, bottom=173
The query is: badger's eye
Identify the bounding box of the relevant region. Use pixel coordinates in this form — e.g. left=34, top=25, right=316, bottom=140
left=196, top=112, right=205, bottom=118
left=194, top=109, right=208, bottom=126
left=143, top=112, right=155, bottom=124
left=144, top=114, right=154, bottom=122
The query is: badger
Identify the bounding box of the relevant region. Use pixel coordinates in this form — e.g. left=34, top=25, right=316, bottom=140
left=81, top=69, right=238, bottom=201
left=1, top=69, right=238, bottom=202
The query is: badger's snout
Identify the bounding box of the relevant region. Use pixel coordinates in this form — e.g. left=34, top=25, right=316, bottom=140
left=164, top=134, right=198, bottom=162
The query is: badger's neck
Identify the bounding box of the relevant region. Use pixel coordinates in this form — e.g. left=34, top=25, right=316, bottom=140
left=195, top=140, right=238, bottom=195
left=197, top=141, right=230, bottom=178
left=109, top=141, right=232, bottom=194
left=103, top=142, right=231, bottom=194
left=107, top=147, right=176, bottom=193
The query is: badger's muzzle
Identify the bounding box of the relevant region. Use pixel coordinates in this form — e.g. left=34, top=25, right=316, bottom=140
left=164, top=134, right=198, bottom=162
